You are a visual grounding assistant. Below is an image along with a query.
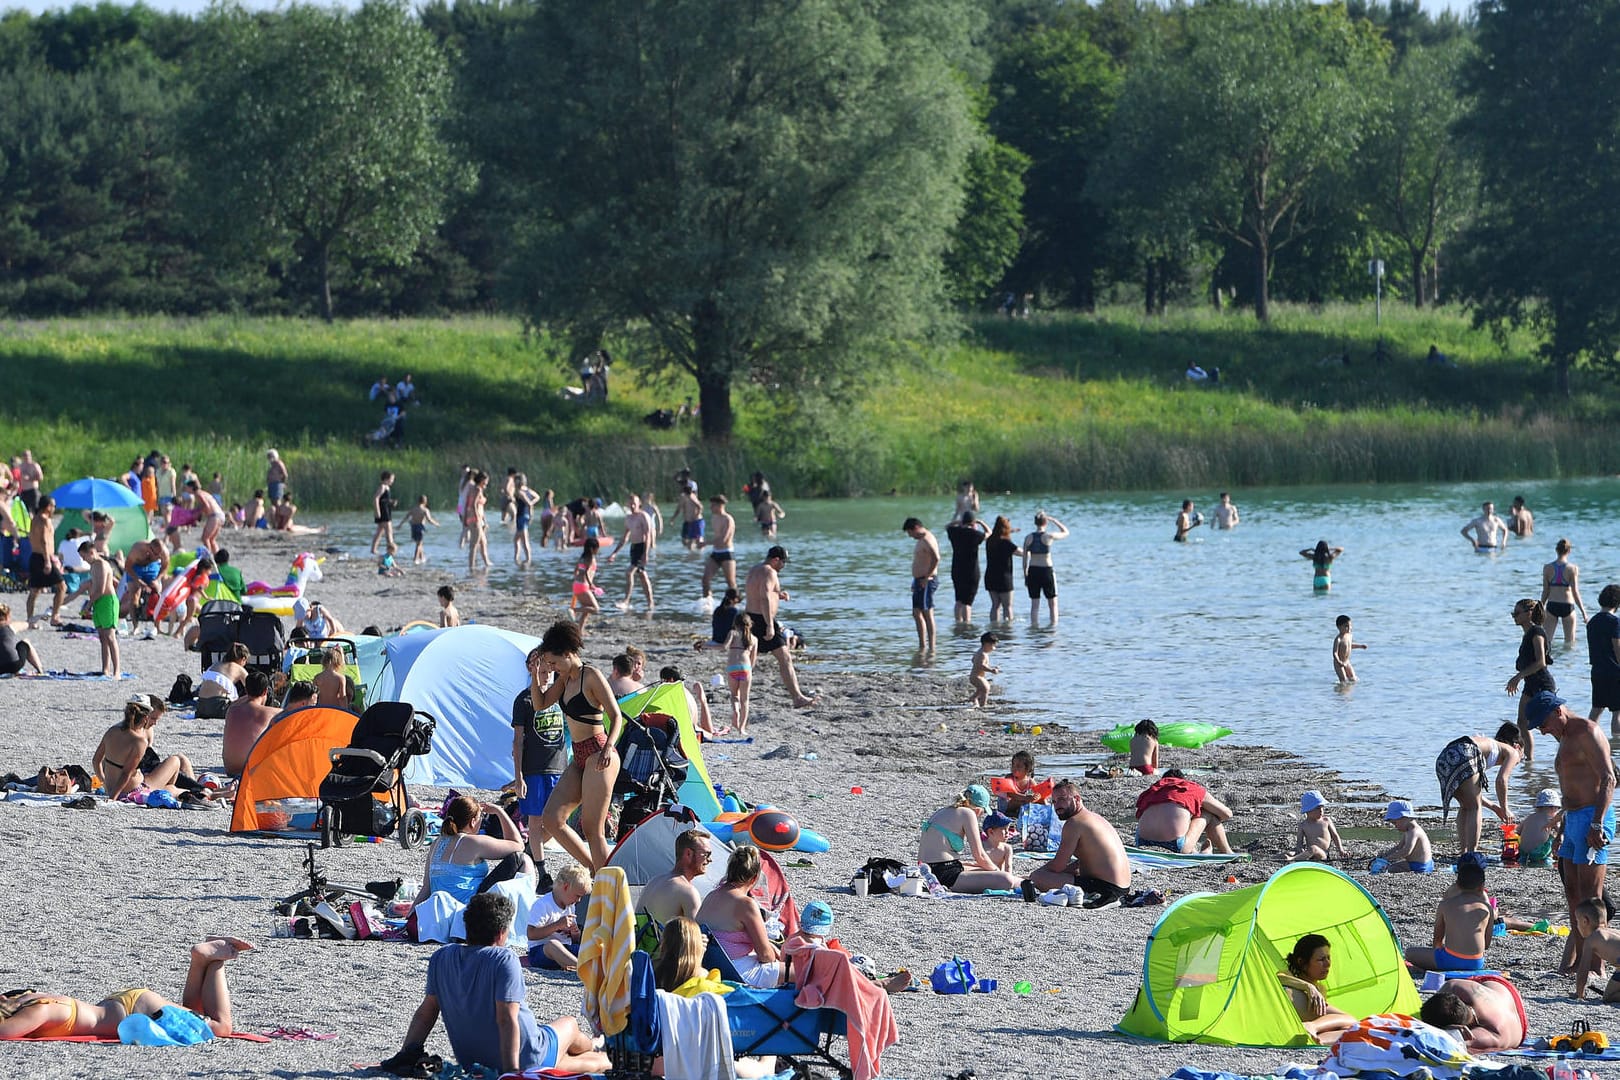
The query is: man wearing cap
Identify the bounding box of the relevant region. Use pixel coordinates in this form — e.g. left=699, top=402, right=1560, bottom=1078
left=1526, top=690, right=1616, bottom=976
left=902, top=517, right=939, bottom=651
left=637, top=829, right=710, bottom=927
left=1374, top=801, right=1434, bottom=874
left=744, top=546, right=816, bottom=708
left=1025, top=780, right=1132, bottom=908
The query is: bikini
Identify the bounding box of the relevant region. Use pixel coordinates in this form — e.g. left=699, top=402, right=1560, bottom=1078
left=561, top=667, right=610, bottom=766
left=1547, top=562, right=1575, bottom=618
left=921, top=818, right=970, bottom=888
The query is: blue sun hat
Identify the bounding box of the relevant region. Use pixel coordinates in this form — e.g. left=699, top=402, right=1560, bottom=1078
left=800, top=901, right=835, bottom=937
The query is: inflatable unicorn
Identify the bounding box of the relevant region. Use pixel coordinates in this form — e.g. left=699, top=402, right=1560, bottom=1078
left=242, top=552, right=323, bottom=616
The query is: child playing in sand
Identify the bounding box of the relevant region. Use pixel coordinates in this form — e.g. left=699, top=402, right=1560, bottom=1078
left=437, top=585, right=461, bottom=628
left=1371, top=800, right=1434, bottom=873
left=1404, top=857, right=1492, bottom=972
left=1290, top=790, right=1347, bottom=863
left=526, top=864, right=592, bottom=971
left=1572, top=898, right=1620, bottom=1001
left=1519, top=789, right=1563, bottom=868
left=407, top=495, right=439, bottom=564
left=378, top=542, right=404, bottom=578
left=724, top=611, right=757, bottom=735
left=982, top=811, right=1015, bottom=873
left=968, top=633, right=999, bottom=707
left=1129, top=719, right=1160, bottom=775
left=1333, top=615, right=1367, bottom=682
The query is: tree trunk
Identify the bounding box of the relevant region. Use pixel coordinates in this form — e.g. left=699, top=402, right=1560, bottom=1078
left=1253, top=238, right=1270, bottom=322
left=318, top=244, right=334, bottom=322
left=1143, top=258, right=1157, bottom=316
left=693, top=299, right=734, bottom=442
left=1410, top=248, right=1427, bottom=307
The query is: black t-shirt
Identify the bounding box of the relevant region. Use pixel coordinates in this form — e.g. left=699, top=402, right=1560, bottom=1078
left=512, top=688, right=566, bottom=776
left=1517, top=625, right=1555, bottom=692
left=1590, top=611, right=1620, bottom=678
left=983, top=537, right=1019, bottom=591
left=711, top=601, right=738, bottom=646
left=946, top=524, right=986, bottom=579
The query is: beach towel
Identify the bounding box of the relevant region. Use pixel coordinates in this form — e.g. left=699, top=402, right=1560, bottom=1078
left=1, top=1031, right=271, bottom=1043
left=655, top=989, right=736, bottom=1080
left=794, top=945, right=897, bottom=1080
left=1321, top=1014, right=1473, bottom=1078
left=414, top=877, right=538, bottom=945
left=1167, top=1067, right=1326, bottom=1080
left=1014, top=846, right=1248, bottom=869
left=578, top=866, right=633, bottom=1038
left=0, top=670, right=134, bottom=681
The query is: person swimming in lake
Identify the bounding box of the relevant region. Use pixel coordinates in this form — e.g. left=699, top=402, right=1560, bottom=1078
left=1300, top=541, right=1344, bottom=592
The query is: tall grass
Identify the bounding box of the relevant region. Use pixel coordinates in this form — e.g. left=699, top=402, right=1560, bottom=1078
left=1, top=307, right=1612, bottom=505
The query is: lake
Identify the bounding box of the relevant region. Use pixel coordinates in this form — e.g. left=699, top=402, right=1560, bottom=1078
left=308, top=476, right=1620, bottom=809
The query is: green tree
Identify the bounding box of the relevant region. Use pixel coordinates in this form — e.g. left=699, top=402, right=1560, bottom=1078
left=184, top=1, right=471, bottom=320
left=1455, top=0, right=1620, bottom=395
left=504, top=0, right=978, bottom=441
left=945, top=88, right=1029, bottom=306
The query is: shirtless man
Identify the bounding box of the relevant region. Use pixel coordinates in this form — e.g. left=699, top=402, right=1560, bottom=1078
left=125, top=534, right=167, bottom=637
left=744, top=547, right=816, bottom=708
left=1174, top=500, right=1198, bottom=542
left=1461, top=501, right=1508, bottom=552
left=699, top=495, right=738, bottom=600
left=676, top=485, right=704, bottom=552
left=187, top=479, right=226, bottom=555
left=902, top=517, right=940, bottom=651
left=1419, top=975, right=1528, bottom=1053
left=1529, top=691, right=1617, bottom=977
left=25, top=496, right=64, bottom=628
left=83, top=540, right=120, bottom=678
left=223, top=672, right=277, bottom=776
left=1020, top=511, right=1069, bottom=626
left=1508, top=495, right=1534, bottom=538
left=637, top=829, right=711, bottom=926
left=1024, top=781, right=1132, bottom=908
left=1403, top=857, right=1492, bottom=972
left=607, top=494, right=655, bottom=611
left=16, top=449, right=43, bottom=514
left=1213, top=492, right=1240, bottom=529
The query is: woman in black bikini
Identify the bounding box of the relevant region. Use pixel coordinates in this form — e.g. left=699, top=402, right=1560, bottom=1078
left=529, top=621, right=622, bottom=871
left=1540, top=538, right=1588, bottom=649
left=1507, top=599, right=1555, bottom=761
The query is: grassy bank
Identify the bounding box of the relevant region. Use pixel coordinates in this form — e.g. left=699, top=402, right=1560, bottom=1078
left=2, top=307, right=1615, bottom=508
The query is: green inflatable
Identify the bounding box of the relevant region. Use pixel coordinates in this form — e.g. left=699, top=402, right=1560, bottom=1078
left=1099, top=721, right=1231, bottom=754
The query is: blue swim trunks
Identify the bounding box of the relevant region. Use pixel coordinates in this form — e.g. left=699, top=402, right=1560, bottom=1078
left=911, top=575, right=938, bottom=611
left=1433, top=946, right=1485, bottom=972
left=1409, top=860, right=1435, bottom=874
left=517, top=773, right=559, bottom=818
left=1559, top=803, right=1617, bottom=865
left=682, top=519, right=704, bottom=542
left=1134, top=833, right=1185, bottom=853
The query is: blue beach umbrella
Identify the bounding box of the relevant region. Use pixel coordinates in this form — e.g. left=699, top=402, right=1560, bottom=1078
left=49, top=477, right=143, bottom=511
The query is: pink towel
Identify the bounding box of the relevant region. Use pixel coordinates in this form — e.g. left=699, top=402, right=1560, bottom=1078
left=793, top=947, right=898, bottom=1080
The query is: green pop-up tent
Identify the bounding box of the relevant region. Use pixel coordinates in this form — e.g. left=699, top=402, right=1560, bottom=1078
left=1117, top=863, right=1421, bottom=1046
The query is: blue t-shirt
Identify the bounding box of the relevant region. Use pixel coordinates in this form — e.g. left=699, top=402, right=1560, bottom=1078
left=512, top=689, right=567, bottom=776
left=425, top=945, right=547, bottom=1071
left=1591, top=611, right=1620, bottom=678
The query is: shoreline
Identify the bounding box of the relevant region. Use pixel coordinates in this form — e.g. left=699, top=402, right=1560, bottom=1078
left=0, top=528, right=1598, bottom=1079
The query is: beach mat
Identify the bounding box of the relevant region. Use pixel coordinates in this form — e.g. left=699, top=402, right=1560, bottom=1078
left=0, top=670, right=135, bottom=681
left=1500, top=1047, right=1620, bottom=1061
left=1018, top=846, right=1250, bottom=869
left=1, top=1031, right=271, bottom=1043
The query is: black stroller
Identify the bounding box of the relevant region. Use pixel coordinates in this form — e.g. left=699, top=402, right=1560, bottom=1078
left=613, top=707, right=690, bottom=839
left=197, top=599, right=244, bottom=670
left=315, top=701, right=436, bottom=850
left=198, top=599, right=285, bottom=679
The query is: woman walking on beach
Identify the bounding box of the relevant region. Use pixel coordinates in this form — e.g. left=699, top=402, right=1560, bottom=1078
left=982, top=516, right=1018, bottom=622
left=1507, top=598, right=1555, bottom=760
left=1540, top=539, right=1588, bottom=649
left=530, top=621, right=622, bottom=871
left=1435, top=724, right=1523, bottom=855
left=1299, top=541, right=1343, bottom=592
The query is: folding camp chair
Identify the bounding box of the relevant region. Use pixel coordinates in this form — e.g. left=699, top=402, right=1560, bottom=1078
left=284, top=636, right=363, bottom=710
left=702, top=933, right=851, bottom=1078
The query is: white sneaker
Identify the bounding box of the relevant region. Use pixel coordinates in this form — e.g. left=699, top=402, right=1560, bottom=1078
left=312, top=900, right=356, bottom=939
left=1037, top=888, right=1071, bottom=906
left=1061, top=884, right=1084, bottom=906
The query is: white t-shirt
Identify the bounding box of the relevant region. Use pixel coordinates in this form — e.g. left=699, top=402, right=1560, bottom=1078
left=526, top=892, right=569, bottom=942
left=59, top=538, right=90, bottom=571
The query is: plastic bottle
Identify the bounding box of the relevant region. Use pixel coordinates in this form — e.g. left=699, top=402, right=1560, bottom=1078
left=1553, top=1059, right=1577, bottom=1080
left=801, top=752, right=818, bottom=761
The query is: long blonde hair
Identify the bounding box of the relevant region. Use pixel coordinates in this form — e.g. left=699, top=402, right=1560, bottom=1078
left=653, top=917, right=706, bottom=991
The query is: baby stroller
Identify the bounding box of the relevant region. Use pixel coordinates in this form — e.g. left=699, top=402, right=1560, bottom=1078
left=315, top=701, right=436, bottom=850
left=236, top=609, right=287, bottom=679
left=614, top=709, right=690, bottom=838
left=196, top=599, right=245, bottom=672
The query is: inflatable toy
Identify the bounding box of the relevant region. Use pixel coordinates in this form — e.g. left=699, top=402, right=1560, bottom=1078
left=746, top=809, right=801, bottom=852
left=243, top=552, right=323, bottom=616
left=148, top=558, right=212, bottom=621
left=990, top=776, right=1054, bottom=800
left=1099, top=721, right=1232, bottom=754
left=704, top=806, right=830, bottom=854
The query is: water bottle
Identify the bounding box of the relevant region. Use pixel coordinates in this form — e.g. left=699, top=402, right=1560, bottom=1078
left=1553, top=1059, right=1577, bottom=1080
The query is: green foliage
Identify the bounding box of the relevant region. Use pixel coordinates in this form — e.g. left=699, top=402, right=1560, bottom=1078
left=945, top=92, right=1029, bottom=306
left=502, top=0, right=979, bottom=440
left=183, top=0, right=474, bottom=320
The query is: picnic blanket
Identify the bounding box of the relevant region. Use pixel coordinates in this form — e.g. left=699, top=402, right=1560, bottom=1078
left=1015, top=846, right=1250, bottom=870
left=0, top=670, right=135, bottom=681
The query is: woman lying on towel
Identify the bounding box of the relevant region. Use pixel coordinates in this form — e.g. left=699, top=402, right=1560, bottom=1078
left=0, top=937, right=250, bottom=1040
left=696, top=846, right=784, bottom=988
left=1277, top=934, right=1359, bottom=1044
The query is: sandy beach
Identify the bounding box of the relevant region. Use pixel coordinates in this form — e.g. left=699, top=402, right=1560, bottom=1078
left=0, top=528, right=1603, bottom=1080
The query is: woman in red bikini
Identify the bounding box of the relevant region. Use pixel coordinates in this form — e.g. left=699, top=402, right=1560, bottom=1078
left=529, top=621, right=622, bottom=871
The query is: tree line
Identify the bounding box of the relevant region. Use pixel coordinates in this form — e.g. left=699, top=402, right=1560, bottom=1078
left=0, top=0, right=1614, bottom=434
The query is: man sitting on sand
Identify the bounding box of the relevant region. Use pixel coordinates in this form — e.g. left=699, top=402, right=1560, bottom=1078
left=637, top=828, right=710, bottom=927
left=1405, top=857, right=1492, bottom=973
left=0, top=937, right=251, bottom=1039
left=1023, top=780, right=1132, bottom=908
left=223, top=672, right=278, bottom=776
left=391, top=893, right=609, bottom=1076
left=1135, top=769, right=1234, bottom=854
left=1419, top=973, right=1528, bottom=1052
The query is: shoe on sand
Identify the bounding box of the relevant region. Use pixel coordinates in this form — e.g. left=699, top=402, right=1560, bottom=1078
left=313, top=901, right=355, bottom=940
left=1038, top=888, right=1071, bottom=907
left=1081, top=892, right=1122, bottom=910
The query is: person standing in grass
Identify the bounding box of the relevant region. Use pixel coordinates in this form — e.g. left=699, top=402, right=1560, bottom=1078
left=16, top=450, right=42, bottom=514
left=1020, top=510, right=1069, bottom=626
left=371, top=471, right=397, bottom=555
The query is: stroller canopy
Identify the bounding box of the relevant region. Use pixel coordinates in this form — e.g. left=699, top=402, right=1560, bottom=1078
left=230, top=705, right=360, bottom=832
left=369, top=625, right=543, bottom=789
left=616, top=682, right=722, bottom=820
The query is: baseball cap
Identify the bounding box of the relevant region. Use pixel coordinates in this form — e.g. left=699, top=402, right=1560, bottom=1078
left=983, top=811, right=1015, bottom=830
left=964, top=784, right=992, bottom=810
left=1383, top=800, right=1414, bottom=821
left=800, top=901, right=835, bottom=936
left=1536, top=788, right=1560, bottom=808
left=1523, top=690, right=1566, bottom=730
left=1300, top=790, right=1326, bottom=813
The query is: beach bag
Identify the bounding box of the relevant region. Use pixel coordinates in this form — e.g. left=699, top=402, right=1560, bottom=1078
left=167, top=674, right=195, bottom=705
left=929, top=956, right=977, bottom=995
left=1017, top=802, right=1061, bottom=852
left=855, top=857, right=907, bottom=896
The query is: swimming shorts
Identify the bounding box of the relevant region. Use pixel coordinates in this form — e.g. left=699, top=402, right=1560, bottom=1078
left=92, top=594, right=118, bottom=630
left=748, top=612, right=787, bottom=654
left=528, top=942, right=565, bottom=971
left=515, top=510, right=532, bottom=532
left=1466, top=973, right=1527, bottom=1038
left=27, top=553, right=62, bottom=589
left=255, top=517, right=268, bottom=529
left=709, top=549, right=734, bottom=564
left=1559, top=803, right=1616, bottom=864
left=1593, top=675, right=1620, bottom=712
left=911, top=575, right=937, bottom=611
left=1134, top=833, right=1185, bottom=853
left=1407, top=860, right=1435, bottom=874
left=410, top=523, right=425, bottom=543
left=132, top=561, right=162, bottom=585
left=1432, top=946, right=1485, bottom=972
left=1547, top=600, right=1574, bottom=618
left=630, top=542, right=647, bottom=569
left=1025, top=566, right=1056, bottom=599
left=517, top=772, right=560, bottom=818
left=1131, top=764, right=1155, bottom=775
left=1074, top=876, right=1130, bottom=908
left=929, top=859, right=964, bottom=889
left=682, top=520, right=705, bottom=542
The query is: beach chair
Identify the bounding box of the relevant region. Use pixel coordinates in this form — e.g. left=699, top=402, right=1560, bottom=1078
left=284, top=636, right=363, bottom=710
left=701, top=932, right=851, bottom=1078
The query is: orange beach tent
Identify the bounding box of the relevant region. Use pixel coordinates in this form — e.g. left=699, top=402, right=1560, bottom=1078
left=230, top=705, right=360, bottom=832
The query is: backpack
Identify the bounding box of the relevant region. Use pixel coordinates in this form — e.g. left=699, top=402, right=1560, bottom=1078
left=853, top=857, right=907, bottom=896
left=167, top=674, right=195, bottom=705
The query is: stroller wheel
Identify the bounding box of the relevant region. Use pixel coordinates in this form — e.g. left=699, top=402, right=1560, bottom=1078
left=317, top=807, right=338, bottom=850
left=400, top=808, right=427, bottom=851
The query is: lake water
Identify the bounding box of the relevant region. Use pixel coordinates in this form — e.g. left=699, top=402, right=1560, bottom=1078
left=309, top=477, right=1620, bottom=810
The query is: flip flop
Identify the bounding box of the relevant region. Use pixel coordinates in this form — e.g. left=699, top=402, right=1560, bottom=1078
left=263, top=1026, right=338, bottom=1040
